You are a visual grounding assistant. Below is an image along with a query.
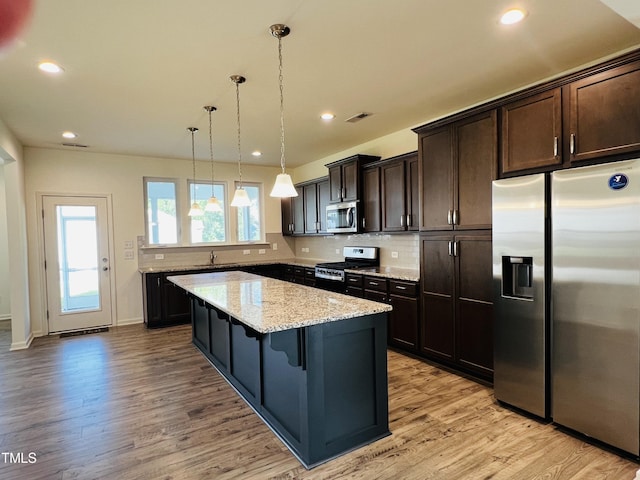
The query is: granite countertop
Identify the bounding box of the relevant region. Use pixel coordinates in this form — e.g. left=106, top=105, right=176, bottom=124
left=168, top=271, right=392, bottom=334
left=138, top=258, right=320, bottom=274
left=347, top=266, right=420, bottom=282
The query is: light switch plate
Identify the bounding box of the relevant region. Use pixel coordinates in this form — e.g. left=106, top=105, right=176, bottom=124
left=155, top=254, right=164, bottom=260
left=124, top=250, right=134, bottom=260
left=124, top=240, right=133, bottom=249
left=272, top=243, right=278, bottom=250
left=391, top=251, right=399, bottom=259
left=243, top=250, right=251, bottom=255
left=258, top=249, right=266, bottom=254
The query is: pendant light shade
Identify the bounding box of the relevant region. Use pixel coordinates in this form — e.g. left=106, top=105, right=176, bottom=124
left=269, top=24, right=298, bottom=199
left=203, top=105, right=222, bottom=213
left=187, top=127, right=203, bottom=217
left=230, top=75, right=252, bottom=208
left=270, top=173, right=297, bottom=197
left=230, top=187, right=251, bottom=207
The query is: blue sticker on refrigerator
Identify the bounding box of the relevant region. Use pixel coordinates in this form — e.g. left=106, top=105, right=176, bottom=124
left=608, top=173, right=629, bottom=190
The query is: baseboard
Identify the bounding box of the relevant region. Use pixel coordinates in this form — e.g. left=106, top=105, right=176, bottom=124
left=10, top=332, right=34, bottom=351
left=116, top=317, right=143, bottom=327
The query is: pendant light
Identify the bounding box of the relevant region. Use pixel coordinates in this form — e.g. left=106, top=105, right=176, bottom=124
left=230, top=75, right=251, bottom=207
left=187, top=127, right=203, bottom=217
left=269, top=24, right=298, bottom=198
left=203, top=105, right=222, bottom=212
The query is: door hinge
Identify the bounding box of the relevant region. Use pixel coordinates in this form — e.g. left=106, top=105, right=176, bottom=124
left=46, top=310, right=49, bottom=320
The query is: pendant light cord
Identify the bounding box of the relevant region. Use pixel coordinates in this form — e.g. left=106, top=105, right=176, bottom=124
left=190, top=128, right=196, bottom=181
left=208, top=108, right=215, bottom=196
left=235, top=80, right=243, bottom=187
left=278, top=34, right=286, bottom=174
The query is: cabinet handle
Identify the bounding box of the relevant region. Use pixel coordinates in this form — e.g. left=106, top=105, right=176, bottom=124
left=448, top=241, right=453, bottom=256
left=400, top=215, right=404, bottom=227
left=341, top=187, right=346, bottom=199
left=395, top=285, right=407, bottom=290
left=157, top=277, right=160, bottom=287
left=553, top=136, right=558, bottom=157
left=570, top=133, right=576, bottom=155
left=407, top=214, right=412, bottom=227
left=447, top=210, right=452, bottom=225
left=370, top=281, right=379, bottom=286
left=452, top=210, right=458, bottom=225
left=453, top=241, right=458, bottom=257
left=362, top=217, right=366, bottom=229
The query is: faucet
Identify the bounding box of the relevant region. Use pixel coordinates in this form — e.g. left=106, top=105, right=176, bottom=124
left=209, top=250, right=217, bottom=265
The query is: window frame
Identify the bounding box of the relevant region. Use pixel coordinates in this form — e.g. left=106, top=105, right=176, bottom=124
left=187, top=179, right=229, bottom=245
left=143, top=176, right=181, bottom=246
left=234, top=181, right=265, bottom=244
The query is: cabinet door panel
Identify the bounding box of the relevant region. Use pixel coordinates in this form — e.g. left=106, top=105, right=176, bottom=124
left=501, top=88, right=562, bottom=173
left=304, top=183, right=318, bottom=234
left=342, top=161, right=359, bottom=202
left=420, top=127, right=452, bottom=230
left=389, top=295, right=418, bottom=350
left=456, top=234, right=493, bottom=303
left=292, top=186, right=305, bottom=234
left=406, top=155, right=419, bottom=231
left=328, top=165, right=342, bottom=202
left=569, top=61, right=640, bottom=162
left=382, top=161, right=406, bottom=231
left=281, top=198, right=293, bottom=235
left=163, top=280, right=191, bottom=324
left=317, top=180, right=330, bottom=233
left=421, top=236, right=454, bottom=359
left=421, top=236, right=453, bottom=296
left=457, top=301, right=493, bottom=374
left=455, top=111, right=497, bottom=230
left=362, top=167, right=381, bottom=232
left=421, top=295, right=454, bottom=359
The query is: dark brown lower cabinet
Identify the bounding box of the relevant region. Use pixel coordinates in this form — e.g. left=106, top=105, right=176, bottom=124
left=420, top=231, right=493, bottom=379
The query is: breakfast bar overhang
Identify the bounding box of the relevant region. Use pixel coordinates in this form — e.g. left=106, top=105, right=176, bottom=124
left=168, top=271, right=392, bottom=468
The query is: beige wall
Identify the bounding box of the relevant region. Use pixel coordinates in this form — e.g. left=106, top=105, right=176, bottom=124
left=23, top=147, right=284, bottom=335
left=292, top=129, right=417, bottom=183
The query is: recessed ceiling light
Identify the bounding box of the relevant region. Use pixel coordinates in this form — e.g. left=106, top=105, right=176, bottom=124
left=62, top=131, right=77, bottom=139
left=320, top=112, right=336, bottom=121
left=500, top=8, right=527, bottom=25
left=38, top=61, right=64, bottom=74
left=251, top=150, right=262, bottom=157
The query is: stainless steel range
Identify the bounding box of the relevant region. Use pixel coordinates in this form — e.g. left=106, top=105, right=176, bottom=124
left=315, top=246, right=379, bottom=289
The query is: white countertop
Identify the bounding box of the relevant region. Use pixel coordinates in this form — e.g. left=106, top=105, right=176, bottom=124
left=168, top=270, right=392, bottom=334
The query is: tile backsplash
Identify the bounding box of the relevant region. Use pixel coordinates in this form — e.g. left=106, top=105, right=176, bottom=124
left=138, top=232, right=419, bottom=270
left=294, top=233, right=419, bottom=269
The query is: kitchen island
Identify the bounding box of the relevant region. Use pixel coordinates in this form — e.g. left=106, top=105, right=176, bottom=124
left=168, top=271, right=392, bottom=469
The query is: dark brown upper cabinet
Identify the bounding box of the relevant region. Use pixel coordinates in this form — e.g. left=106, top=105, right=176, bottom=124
left=567, top=60, right=640, bottom=164
left=418, top=110, right=497, bottom=231
left=500, top=88, right=563, bottom=174
left=283, top=179, right=329, bottom=236
left=362, top=165, right=381, bottom=232
left=326, top=154, right=380, bottom=203
left=381, top=152, right=419, bottom=232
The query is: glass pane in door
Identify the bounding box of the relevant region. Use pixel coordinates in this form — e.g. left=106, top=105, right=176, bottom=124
left=56, top=205, right=100, bottom=313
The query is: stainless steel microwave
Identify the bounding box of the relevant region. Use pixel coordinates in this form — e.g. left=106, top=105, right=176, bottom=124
left=326, top=201, right=358, bottom=233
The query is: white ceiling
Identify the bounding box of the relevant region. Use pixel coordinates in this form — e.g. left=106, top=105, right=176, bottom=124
left=0, top=0, right=639, bottom=168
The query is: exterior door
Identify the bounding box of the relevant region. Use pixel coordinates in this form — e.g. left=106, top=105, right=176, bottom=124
left=43, top=195, right=113, bottom=333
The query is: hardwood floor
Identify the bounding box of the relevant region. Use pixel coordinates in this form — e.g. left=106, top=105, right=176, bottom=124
left=0, top=324, right=637, bottom=480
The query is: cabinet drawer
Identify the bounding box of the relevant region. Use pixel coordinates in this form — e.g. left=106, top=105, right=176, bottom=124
left=389, top=280, right=418, bottom=297
left=345, top=286, right=364, bottom=298
left=364, top=289, right=387, bottom=303
left=304, top=268, right=315, bottom=278
left=345, top=273, right=363, bottom=287
left=294, top=266, right=305, bottom=277
left=364, top=276, right=387, bottom=292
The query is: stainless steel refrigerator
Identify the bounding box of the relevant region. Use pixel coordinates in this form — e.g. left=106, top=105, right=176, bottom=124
left=493, top=159, right=640, bottom=456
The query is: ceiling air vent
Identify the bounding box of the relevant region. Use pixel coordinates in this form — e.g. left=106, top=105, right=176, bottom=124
left=345, top=112, right=372, bottom=123
left=62, top=143, right=89, bottom=148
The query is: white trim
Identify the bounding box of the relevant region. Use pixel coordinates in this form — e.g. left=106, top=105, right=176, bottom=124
left=0, top=314, right=10, bottom=321
left=116, top=317, right=143, bottom=326
left=36, top=192, right=117, bottom=335
left=10, top=332, right=33, bottom=351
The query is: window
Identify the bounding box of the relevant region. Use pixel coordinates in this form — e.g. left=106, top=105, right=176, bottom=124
left=144, top=178, right=179, bottom=245
left=236, top=182, right=263, bottom=242
left=189, top=181, right=227, bottom=244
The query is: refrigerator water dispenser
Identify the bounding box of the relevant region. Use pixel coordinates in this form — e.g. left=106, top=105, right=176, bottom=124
left=502, top=256, right=533, bottom=299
